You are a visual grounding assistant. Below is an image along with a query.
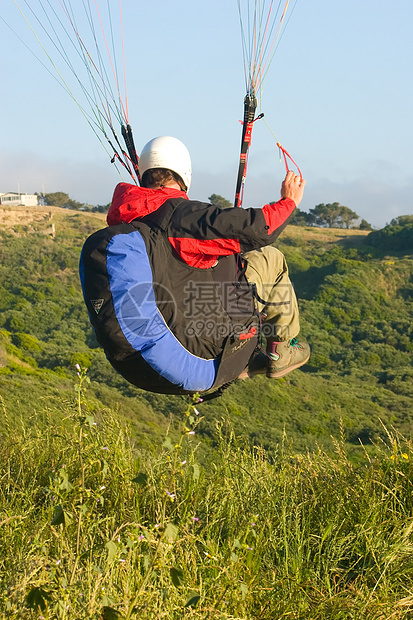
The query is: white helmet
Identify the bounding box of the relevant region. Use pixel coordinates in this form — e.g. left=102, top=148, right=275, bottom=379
left=139, top=136, right=192, bottom=191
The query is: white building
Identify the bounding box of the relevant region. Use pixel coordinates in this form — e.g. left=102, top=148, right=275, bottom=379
left=0, top=192, right=39, bottom=207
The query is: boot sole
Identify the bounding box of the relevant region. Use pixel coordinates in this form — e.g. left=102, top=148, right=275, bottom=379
left=238, top=353, right=310, bottom=380
left=266, top=353, right=311, bottom=378
left=238, top=351, right=311, bottom=381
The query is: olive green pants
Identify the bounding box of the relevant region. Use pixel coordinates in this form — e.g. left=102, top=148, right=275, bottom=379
left=243, top=246, right=300, bottom=342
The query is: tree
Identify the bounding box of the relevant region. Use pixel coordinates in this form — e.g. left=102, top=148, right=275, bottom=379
left=91, top=203, right=111, bottom=213
left=309, top=202, right=359, bottom=228
left=289, top=208, right=316, bottom=227
left=390, top=215, right=413, bottom=227
left=338, top=205, right=359, bottom=229
left=44, top=192, right=84, bottom=210
left=309, top=203, right=342, bottom=227
left=289, top=208, right=306, bottom=226
left=359, top=219, right=373, bottom=231
left=208, top=194, right=233, bottom=209
left=44, top=192, right=69, bottom=207
left=368, top=215, right=413, bottom=251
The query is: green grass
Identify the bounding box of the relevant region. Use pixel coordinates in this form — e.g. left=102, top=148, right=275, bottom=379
left=1, top=372, right=413, bottom=619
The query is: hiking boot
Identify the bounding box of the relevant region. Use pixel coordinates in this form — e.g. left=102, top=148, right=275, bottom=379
left=266, top=338, right=311, bottom=378
left=238, top=338, right=310, bottom=380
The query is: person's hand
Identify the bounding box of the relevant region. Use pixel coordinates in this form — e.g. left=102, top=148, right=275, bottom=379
left=281, top=170, right=306, bottom=207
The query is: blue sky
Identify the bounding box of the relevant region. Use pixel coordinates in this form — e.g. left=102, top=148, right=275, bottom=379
left=1, top=0, right=412, bottom=227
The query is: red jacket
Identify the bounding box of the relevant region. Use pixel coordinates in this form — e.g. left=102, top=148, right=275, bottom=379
left=107, top=183, right=296, bottom=269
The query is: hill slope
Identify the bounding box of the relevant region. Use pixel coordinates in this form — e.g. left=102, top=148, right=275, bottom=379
left=0, top=207, right=412, bottom=459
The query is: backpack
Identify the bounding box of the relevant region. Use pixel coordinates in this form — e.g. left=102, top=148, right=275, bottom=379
left=79, top=199, right=259, bottom=395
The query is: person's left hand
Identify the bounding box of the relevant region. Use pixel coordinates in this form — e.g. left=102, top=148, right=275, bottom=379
left=281, top=170, right=306, bottom=207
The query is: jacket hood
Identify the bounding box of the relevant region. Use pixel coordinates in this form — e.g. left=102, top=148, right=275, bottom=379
left=107, top=183, right=188, bottom=226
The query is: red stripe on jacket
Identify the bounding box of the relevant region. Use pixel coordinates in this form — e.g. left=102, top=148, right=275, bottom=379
left=262, top=198, right=296, bottom=234
left=168, top=237, right=241, bottom=268
left=106, top=184, right=296, bottom=269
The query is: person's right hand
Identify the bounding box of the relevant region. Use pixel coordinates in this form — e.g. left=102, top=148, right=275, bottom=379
left=281, top=170, right=306, bottom=207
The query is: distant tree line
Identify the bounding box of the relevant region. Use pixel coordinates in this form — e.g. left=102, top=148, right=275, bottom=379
left=39, top=190, right=375, bottom=230
left=289, top=202, right=372, bottom=230
left=38, top=192, right=110, bottom=213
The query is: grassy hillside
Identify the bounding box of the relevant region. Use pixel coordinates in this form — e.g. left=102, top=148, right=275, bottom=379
left=1, top=206, right=413, bottom=618
left=1, top=374, right=413, bottom=618
left=0, top=206, right=412, bottom=460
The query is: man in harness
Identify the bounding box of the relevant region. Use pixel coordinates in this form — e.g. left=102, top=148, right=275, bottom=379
left=80, top=136, right=309, bottom=396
